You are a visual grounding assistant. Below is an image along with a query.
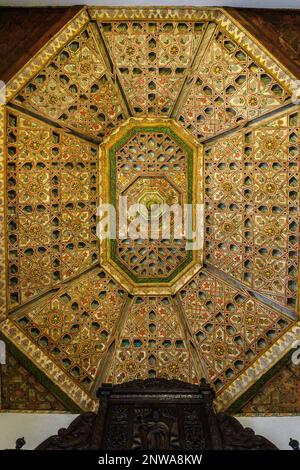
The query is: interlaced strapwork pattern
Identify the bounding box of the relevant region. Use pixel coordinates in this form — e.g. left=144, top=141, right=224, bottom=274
left=107, top=296, right=197, bottom=384
left=12, top=26, right=126, bottom=141
left=101, top=21, right=205, bottom=116
left=204, top=110, right=299, bottom=308
left=178, top=29, right=289, bottom=140
left=114, top=129, right=190, bottom=280
left=7, top=110, right=99, bottom=307
left=14, top=268, right=127, bottom=389
left=179, top=270, right=292, bottom=391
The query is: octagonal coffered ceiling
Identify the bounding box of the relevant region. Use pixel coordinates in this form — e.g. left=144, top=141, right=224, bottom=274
left=98, top=117, right=203, bottom=294
left=0, top=6, right=299, bottom=412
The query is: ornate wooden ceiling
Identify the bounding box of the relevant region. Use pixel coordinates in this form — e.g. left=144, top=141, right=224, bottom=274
left=0, top=6, right=299, bottom=413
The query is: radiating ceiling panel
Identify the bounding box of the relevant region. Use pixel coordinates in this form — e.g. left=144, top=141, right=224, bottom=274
left=13, top=267, right=127, bottom=391
left=179, top=270, right=293, bottom=392
left=6, top=108, right=99, bottom=308
left=106, top=295, right=198, bottom=384
left=12, top=25, right=127, bottom=141
left=204, top=108, right=299, bottom=310
left=177, top=28, right=290, bottom=140
left=100, top=20, right=206, bottom=116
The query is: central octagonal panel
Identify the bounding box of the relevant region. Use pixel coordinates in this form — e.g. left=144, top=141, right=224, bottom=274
left=129, top=177, right=180, bottom=221
left=99, top=118, right=203, bottom=294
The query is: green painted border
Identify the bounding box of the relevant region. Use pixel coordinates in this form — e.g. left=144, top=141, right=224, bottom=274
left=109, top=126, right=194, bottom=284
left=227, top=350, right=293, bottom=414
left=0, top=332, right=83, bottom=413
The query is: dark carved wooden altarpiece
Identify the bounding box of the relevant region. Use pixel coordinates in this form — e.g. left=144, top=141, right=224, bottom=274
left=36, top=379, right=277, bottom=450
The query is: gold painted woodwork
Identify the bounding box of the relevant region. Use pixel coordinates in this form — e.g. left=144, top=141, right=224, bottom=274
left=0, top=6, right=299, bottom=412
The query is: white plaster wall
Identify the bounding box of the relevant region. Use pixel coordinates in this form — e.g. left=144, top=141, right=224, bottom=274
left=0, top=413, right=78, bottom=450
left=0, top=1, right=299, bottom=8
left=237, top=416, right=300, bottom=450
left=0, top=413, right=299, bottom=450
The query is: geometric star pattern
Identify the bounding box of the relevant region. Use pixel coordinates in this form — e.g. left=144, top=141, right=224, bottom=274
left=7, top=110, right=99, bottom=308
left=14, top=267, right=127, bottom=391
left=12, top=24, right=127, bottom=141
left=101, top=20, right=206, bottom=116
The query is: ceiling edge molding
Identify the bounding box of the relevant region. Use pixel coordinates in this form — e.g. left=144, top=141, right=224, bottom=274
left=215, top=321, right=300, bottom=411
left=0, top=332, right=83, bottom=413
left=0, top=319, right=98, bottom=412
left=227, top=349, right=293, bottom=414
